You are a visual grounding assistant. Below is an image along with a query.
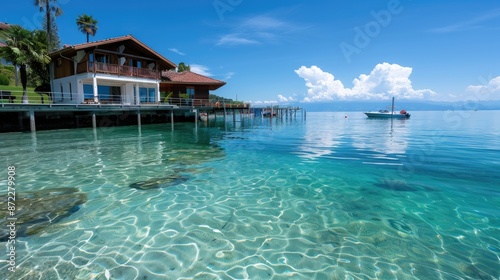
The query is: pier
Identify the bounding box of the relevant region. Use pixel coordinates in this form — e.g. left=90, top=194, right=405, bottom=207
left=197, top=105, right=305, bottom=126
left=0, top=91, right=305, bottom=133
left=252, top=106, right=305, bottom=120
left=0, top=94, right=251, bottom=132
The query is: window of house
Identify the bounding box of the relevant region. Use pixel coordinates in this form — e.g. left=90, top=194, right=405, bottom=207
left=83, top=84, right=93, bottom=100
left=84, top=85, right=115, bottom=101
left=69, top=83, right=72, bottom=100
left=98, top=86, right=111, bottom=101
left=88, top=53, right=94, bottom=69
left=129, top=59, right=142, bottom=68
left=148, top=88, right=156, bottom=102
left=139, top=87, right=147, bottom=102
left=139, top=87, right=156, bottom=102
left=186, top=87, right=195, bottom=99
left=60, top=84, right=64, bottom=101
left=96, top=54, right=110, bottom=64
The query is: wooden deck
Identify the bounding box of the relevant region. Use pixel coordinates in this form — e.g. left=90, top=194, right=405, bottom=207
left=0, top=100, right=253, bottom=133
left=0, top=103, right=178, bottom=112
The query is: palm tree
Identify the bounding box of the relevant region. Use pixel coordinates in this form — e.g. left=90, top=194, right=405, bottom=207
left=30, top=30, right=52, bottom=86
left=0, top=25, right=50, bottom=103
left=76, top=14, right=98, bottom=43
left=34, top=0, right=63, bottom=51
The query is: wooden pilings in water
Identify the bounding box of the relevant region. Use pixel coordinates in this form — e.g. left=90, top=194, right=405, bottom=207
left=3, top=105, right=302, bottom=133
left=90, top=113, right=96, bottom=129
left=257, top=106, right=304, bottom=120
left=29, top=109, right=35, bottom=132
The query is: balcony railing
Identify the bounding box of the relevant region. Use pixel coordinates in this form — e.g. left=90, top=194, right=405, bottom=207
left=77, top=62, right=159, bottom=79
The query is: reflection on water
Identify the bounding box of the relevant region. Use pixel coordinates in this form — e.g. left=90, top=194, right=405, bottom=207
left=296, top=112, right=409, bottom=161
left=297, top=112, right=345, bottom=159
left=351, top=117, right=409, bottom=156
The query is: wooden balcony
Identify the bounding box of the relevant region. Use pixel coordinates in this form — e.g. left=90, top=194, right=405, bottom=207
left=77, top=62, right=159, bottom=79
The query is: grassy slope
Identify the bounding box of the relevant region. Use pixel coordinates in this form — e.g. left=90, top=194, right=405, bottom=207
left=0, top=85, right=44, bottom=103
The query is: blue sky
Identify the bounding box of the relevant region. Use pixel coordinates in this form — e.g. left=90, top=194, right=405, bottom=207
left=3, top=0, right=500, bottom=104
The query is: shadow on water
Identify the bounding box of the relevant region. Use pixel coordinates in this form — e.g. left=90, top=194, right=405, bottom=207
left=373, top=179, right=441, bottom=192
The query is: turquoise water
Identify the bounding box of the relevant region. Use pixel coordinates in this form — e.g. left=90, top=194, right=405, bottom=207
left=1, top=111, right=499, bottom=279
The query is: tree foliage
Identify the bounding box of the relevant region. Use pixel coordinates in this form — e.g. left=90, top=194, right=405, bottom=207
left=209, top=93, right=233, bottom=103
left=0, top=73, right=9, bottom=85
left=0, top=25, right=51, bottom=102
left=76, top=14, right=98, bottom=43
left=28, top=30, right=51, bottom=86
left=42, top=13, right=61, bottom=51
left=0, top=65, right=15, bottom=85
left=177, top=62, right=190, bottom=72
left=34, top=0, right=63, bottom=51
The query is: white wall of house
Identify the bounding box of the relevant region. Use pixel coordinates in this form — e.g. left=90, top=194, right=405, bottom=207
left=51, top=75, right=81, bottom=104
left=51, top=73, right=159, bottom=104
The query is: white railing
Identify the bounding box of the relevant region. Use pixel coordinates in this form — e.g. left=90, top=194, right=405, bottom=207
left=0, top=90, right=251, bottom=108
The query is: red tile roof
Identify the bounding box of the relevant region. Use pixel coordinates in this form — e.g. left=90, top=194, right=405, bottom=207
left=0, top=22, right=10, bottom=30
left=161, top=71, right=226, bottom=90
left=49, top=35, right=176, bottom=70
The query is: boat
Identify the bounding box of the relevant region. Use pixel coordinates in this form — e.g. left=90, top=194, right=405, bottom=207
left=364, top=97, right=411, bottom=119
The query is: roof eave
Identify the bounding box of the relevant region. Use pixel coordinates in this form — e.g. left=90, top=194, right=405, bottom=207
left=161, top=81, right=226, bottom=90
left=48, top=35, right=177, bottom=70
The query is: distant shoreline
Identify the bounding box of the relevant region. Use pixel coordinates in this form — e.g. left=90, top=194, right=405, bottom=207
left=297, top=100, right=500, bottom=112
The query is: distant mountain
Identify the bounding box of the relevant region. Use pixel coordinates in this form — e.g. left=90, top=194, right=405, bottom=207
left=298, top=100, right=500, bottom=112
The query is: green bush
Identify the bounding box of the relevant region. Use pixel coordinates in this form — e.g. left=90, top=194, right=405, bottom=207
left=0, top=74, right=9, bottom=86
left=0, top=65, right=15, bottom=85
left=2, top=65, right=15, bottom=72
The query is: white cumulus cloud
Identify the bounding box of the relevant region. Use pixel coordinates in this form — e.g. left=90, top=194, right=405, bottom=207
left=295, top=63, right=436, bottom=102
left=278, top=95, right=296, bottom=102
left=190, top=64, right=213, bottom=76
left=466, top=76, right=500, bottom=100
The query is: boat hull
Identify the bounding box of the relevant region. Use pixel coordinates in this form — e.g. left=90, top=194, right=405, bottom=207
left=364, top=112, right=411, bottom=119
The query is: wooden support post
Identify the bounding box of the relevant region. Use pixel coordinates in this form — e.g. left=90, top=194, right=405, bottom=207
left=29, top=109, right=36, bottom=132
left=18, top=112, right=24, bottom=131
left=137, top=110, right=141, bottom=126
left=170, top=110, right=174, bottom=130
left=194, top=109, right=198, bottom=127
left=92, top=113, right=97, bottom=129
left=223, top=104, right=227, bottom=123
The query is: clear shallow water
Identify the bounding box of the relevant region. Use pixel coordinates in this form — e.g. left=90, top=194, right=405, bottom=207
left=0, top=111, right=499, bottom=279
